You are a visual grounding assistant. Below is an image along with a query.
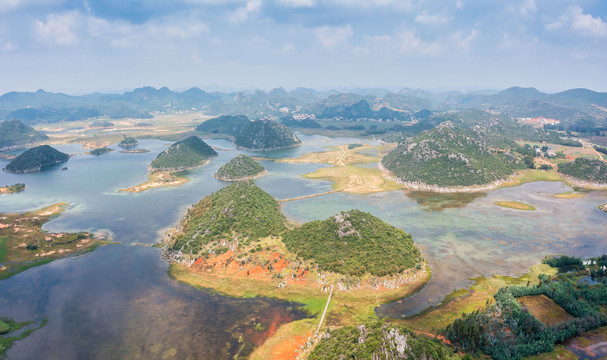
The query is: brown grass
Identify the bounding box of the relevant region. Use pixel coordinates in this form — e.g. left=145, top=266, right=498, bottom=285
left=494, top=201, right=536, bottom=210
left=518, top=295, right=574, bottom=326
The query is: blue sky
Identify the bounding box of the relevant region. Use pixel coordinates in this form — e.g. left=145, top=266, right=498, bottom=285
left=0, top=0, right=606, bottom=94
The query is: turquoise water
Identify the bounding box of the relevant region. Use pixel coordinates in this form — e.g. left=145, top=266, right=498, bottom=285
left=1, top=134, right=607, bottom=358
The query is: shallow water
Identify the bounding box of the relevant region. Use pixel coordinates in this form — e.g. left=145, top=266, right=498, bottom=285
left=1, top=134, right=607, bottom=358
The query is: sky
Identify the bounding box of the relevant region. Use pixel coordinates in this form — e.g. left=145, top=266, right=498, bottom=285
left=0, top=0, right=606, bottom=94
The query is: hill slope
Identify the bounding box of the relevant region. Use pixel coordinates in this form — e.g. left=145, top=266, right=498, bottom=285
left=0, top=120, right=48, bottom=150
left=310, top=322, right=458, bottom=360
left=3, top=145, right=69, bottom=173
left=558, top=158, right=607, bottom=184
left=195, top=115, right=250, bottom=136
left=215, top=154, right=265, bottom=181
left=234, top=120, right=301, bottom=150
left=381, top=122, right=523, bottom=187
left=165, top=181, right=287, bottom=260
left=150, top=136, right=217, bottom=171
left=283, top=210, right=421, bottom=276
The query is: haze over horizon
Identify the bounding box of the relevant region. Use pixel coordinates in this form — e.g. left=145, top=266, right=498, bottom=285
left=1, top=0, right=606, bottom=94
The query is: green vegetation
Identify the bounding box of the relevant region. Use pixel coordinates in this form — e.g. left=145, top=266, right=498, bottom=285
left=0, top=317, right=48, bottom=356
left=283, top=210, right=421, bottom=276
left=594, top=145, right=607, bottom=156
left=382, top=121, right=524, bottom=187
left=3, top=145, right=69, bottom=173
left=195, top=115, right=250, bottom=136
left=0, top=119, right=48, bottom=150
left=214, top=154, right=265, bottom=181
left=556, top=138, right=582, bottom=147
left=542, top=255, right=583, bottom=269
left=347, top=143, right=363, bottom=149
left=118, top=135, right=138, bottom=148
left=150, top=135, right=217, bottom=171
left=445, top=273, right=607, bottom=360
left=1, top=183, right=25, bottom=193
left=558, top=157, right=607, bottom=183
left=310, top=321, right=458, bottom=360
left=234, top=120, right=301, bottom=150
left=89, top=120, right=114, bottom=128
left=89, top=147, right=112, bottom=155
left=166, top=181, right=287, bottom=256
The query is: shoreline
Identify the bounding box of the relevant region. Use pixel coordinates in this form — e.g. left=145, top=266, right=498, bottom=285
left=236, top=143, right=302, bottom=151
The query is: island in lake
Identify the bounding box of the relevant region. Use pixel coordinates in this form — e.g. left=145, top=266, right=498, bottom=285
left=118, top=135, right=138, bottom=148
left=234, top=119, right=301, bottom=150
left=0, top=183, right=25, bottom=194
left=165, top=181, right=430, bottom=358
left=214, top=154, right=265, bottom=181
left=120, top=135, right=217, bottom=193
left=3, top=145, right=69, bottom=173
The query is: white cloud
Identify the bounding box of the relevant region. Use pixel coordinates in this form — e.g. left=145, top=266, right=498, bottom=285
left=449, top=30, right=476, bottom=51
left=1, top=41, right=17, bottom=52
left=36, top=11, right=81, bottom=45
left=227, top=0, right=262, bottom=24
left=396, top=29, right=441, bottom=55
left=546, top=6, right=607, bottom=38
left=276, top=0, right=315, bottom=7
left=281, top=43, right=295, bottom=52
left=518, top=0, right=536, bottom=18
left=414, top=11, right=448, bottom=25
left=315, top=24, right=353, bottom=49
left=0, top=0, right=21, bottom=13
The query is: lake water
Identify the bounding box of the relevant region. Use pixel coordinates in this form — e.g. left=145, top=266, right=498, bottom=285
left=1, top=134, right=607, bottom=358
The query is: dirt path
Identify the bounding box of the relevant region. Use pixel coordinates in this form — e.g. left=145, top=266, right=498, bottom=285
left=280, top=190, right=342, bottom=203
left=316, top=285, right=334, bottom=335
left=336, top=146, right=347, bottom=167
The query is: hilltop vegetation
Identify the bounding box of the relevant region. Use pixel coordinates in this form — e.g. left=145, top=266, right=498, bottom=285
left=166, top=181, right=287, bottom=258
left=381, top=121, right=523, bottom=187
left=215, top=154, right=265, bottom=181
left=283, top=210, right=421, bottom=276
left=3, top=145, right=69, bottom=173
left=195, top=115, right=250, bottom=136
left=558, top=158, right=607, bottom=183
left=118, top=135, right=138, bottom=148
left=150, top=135, right=217, bottom=171
left=0, top=183, right=25, bottom=194
left=89, top=147, right=112, bottom=156
left=234, top=120, right=301, bottom=150
left=0, top=120, right=48, bottom=150
left=310, top=321, right=458, bottom=360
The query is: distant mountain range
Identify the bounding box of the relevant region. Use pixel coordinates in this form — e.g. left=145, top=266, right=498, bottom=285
left=1, top=86, right=606, bottom=128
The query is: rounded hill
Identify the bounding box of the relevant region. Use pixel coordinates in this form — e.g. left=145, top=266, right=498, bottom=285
left=3, top=145, right=69, bottom=173
left=0, top=119, right=48, bottom=151
left=283, top=209, right=421, bottom=276
left=234, top=120, right=301, bottom=150
left=215, top=154, right=265, bottom=181
left=150, top=135, right=217, bottom=171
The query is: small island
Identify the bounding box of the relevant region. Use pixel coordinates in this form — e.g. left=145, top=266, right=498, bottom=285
left=214, top=154, right=265, bottom=181
left=165, top=181, right=429, bottom=358
left=0, top=203, right=108, bottom=280
left=149, top=135, right=217, bottom=172
left=3, top=145, right=69, bottom=173
left=120, top=136, right=216, bottom=193
left=0, top=119, right=48, bottom=151
left=494, top=200, right=536, bottom=210
left=234, top=120, right=301, bottom=150
left=118, top=135, right=138, bottom=148
left=89, top=147, right=113, bottom=156
left=0, top=183, right=26, bottom=194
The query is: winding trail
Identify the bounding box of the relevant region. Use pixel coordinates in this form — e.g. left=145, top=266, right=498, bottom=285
left=280, top=190, right=342, bottom=203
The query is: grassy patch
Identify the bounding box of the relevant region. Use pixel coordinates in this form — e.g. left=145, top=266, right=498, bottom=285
left=524, top=345, right=577, bottom=360
left=494, top=201, right=536, bottom=210
left=503, top=169, right=564, bottom=187
left=0, top=317, right=47, bottom=356
left=553, top=191, right=586, bottom=199
left=517, top=295, right=574, bottom=325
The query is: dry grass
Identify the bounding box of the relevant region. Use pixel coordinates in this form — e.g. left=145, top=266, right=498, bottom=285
left=518, top=295, right=574, bottom=326
left=553, top=191, right=586, bottom=199
left=494, top=201, right=536, bottom=210
left=119, top=171, right=189, bottom=193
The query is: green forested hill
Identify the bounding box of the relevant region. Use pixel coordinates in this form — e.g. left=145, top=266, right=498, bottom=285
left=118, top=136, right=138, bottom=148
left=215, top=154, right=265, bottom=181
left=150, top=136, right=217, bottom=171
left=558, top=158, right=607, bottom=183
left=283, top=210, right=421, bottom=276
left=195, top=115, right=250, bottom=136
left=0, top=120, right=48, bottom=150
left=166, top=181, right=287, bottom=255
left=310, top=322, right=458, bottom=360
left=3, top=145, right=69, bottom=173
left=381, top=122, right=524, bottom=187
left=234, top=120, right=301, bottom=150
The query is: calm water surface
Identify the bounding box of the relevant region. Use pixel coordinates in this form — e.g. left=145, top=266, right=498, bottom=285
left=1, top=134, right=606, bottom=358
